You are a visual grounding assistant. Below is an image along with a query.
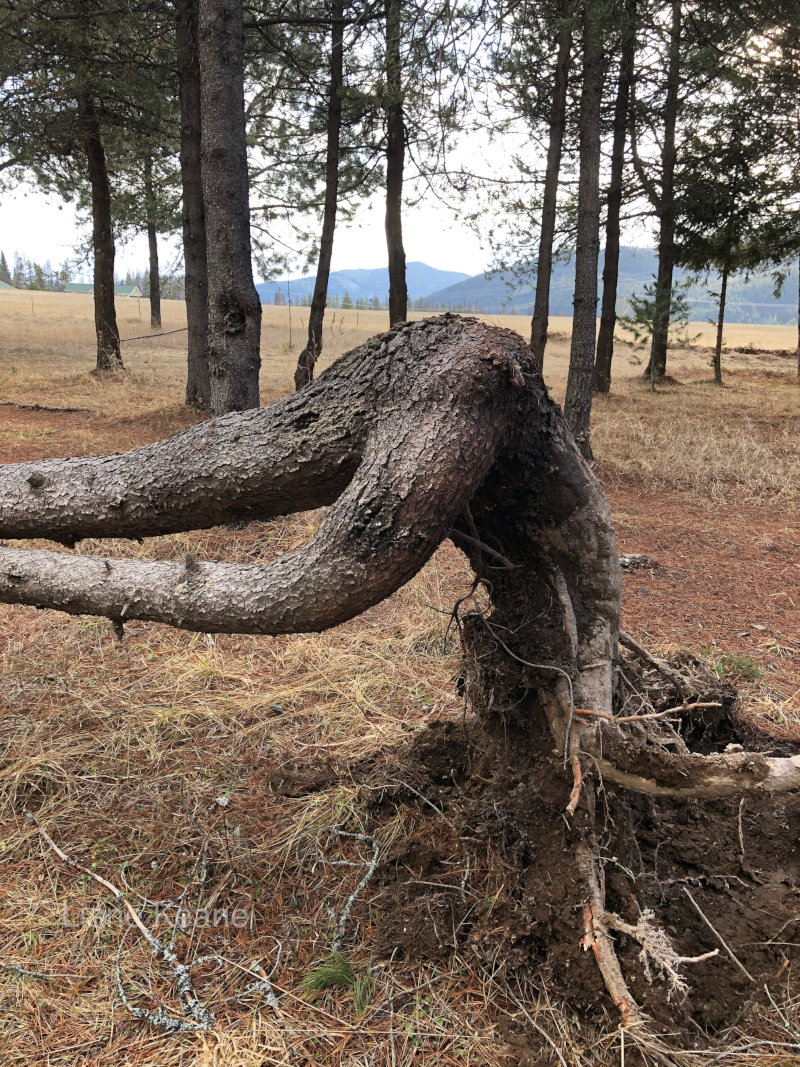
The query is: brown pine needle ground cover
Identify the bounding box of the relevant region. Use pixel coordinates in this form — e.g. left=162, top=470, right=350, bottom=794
left=0, top=290, right=799, bottom=1065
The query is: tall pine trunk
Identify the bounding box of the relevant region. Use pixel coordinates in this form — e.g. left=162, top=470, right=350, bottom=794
left=177, top=0, right=210, bottom=410
left=385, top=0, right=407, bottom=326
left=78, top=93, right=122, bottom=373
left=529, top=12, right=573, bottom=374
left=712, top=255, right=729, bottom=386
left=564, top=1, right=604, bottom=460
left=593, top=0, right=635, bottom=394
left=198, top=0, right=261, bottom=415
left=644, top=0, right=680, bottom=383
left=294, top=0, right=345, bottom=391
left=143, top=156, right=162, bottom=330
left=796, top=253, right=800, bottom=379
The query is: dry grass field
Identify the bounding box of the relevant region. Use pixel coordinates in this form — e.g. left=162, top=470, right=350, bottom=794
left=0, top=290, right=798, bottom=1066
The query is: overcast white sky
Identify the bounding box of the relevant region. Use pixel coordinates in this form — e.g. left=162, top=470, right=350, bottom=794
left=0, top=182, right=490, bottom=282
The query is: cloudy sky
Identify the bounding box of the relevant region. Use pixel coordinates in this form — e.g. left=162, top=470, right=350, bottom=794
left=0, top=181, right=490, bottom=282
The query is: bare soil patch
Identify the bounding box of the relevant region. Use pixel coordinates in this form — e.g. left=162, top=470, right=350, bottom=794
left=1, top=317, right=799, bottom=1065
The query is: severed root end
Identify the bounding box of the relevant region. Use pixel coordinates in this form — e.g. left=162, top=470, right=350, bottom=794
left=577, top=842, right=643, bottom=1030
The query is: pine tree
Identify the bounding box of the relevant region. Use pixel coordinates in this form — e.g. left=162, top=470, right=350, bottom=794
left=675, top=89, right=798, bottom=383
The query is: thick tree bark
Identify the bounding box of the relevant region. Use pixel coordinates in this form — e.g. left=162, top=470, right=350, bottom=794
left=199, top=0, right=262, bottom=415
left=177, top=0, right=211, bottom=410
left=529, top=12, right=573, bottom=375
left=644, top=0, right=681, bottom=383
left=1, top=313, right=797, bottom=808
left=593, top=0, right=635, bottom=395
left=78, top=92, right=122, bottom=374
left=143, top=157, right=162, bottom=331
left=564, top=2, right=605, bottom=459
left=384, top=0, right=408, bottom=327
left=294, top=0, right=345, bottom=391
left=712, top=255, right=729, bottom=386
left=2, top=314, right=799, bottom=1030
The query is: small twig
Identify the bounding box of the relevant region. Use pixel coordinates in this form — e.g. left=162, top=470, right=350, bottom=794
left=573, top=701, right=722, bottom=724
left=682, top=887, right=755, bottom=982
left=28, top=811, right=219, bottom=1031
left=448, top=528, right=518, bottom=570
left=329, top=829, right=381, bottom=952
left=385, top=778, right=456, bottom=832
left=120, top=326, right=189, bottom=343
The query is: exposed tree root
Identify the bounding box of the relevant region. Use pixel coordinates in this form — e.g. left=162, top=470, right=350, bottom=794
left=0, top=316, right=797, bottom=1039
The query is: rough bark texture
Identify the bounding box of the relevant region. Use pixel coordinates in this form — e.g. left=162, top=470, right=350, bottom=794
left=384, top=0, right=408, bottom=327
left=78, top=93, right=122, bottom=374
left=564, top=2, right=604, bottom=458
left=593, top=0, right=634, bottom=395
left=143, top=157, right=162, bottom=331
left=645, top=0, right=681, bottom=382
left=0, top=318, right=614, bottom=678
left=529, top=13, right=573, bottom=375
left=2, top=315, right=798, bottom=1037
left=199, top=0, right=262, bottom=415
left=177, top=0, right=211, bottom=410
left=294, top=0, right=345, bottom=391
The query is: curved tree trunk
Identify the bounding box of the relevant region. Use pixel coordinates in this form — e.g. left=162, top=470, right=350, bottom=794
left=198, top=0, right=262, bottom=415
left=78, top=92, right=122, bottom=374
left=177, top=0, right=211, bottom=410
left=1, top=315, right=798, bottom=1032
left=529, top=12, right=573, bottom=375
left=294, top=0, right=345, bottom=391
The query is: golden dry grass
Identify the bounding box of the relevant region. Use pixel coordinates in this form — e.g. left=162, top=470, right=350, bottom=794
left=0, top=291, right=799, bottom=1065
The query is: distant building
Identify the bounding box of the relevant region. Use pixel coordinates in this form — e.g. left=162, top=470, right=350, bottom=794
left=64, top=282, right=143, bottom=297
left=0, top=279, right=17, bottom=290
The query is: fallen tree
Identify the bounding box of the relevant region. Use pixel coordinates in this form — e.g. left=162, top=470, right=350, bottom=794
left=1, top=316, right=797, bottom=1045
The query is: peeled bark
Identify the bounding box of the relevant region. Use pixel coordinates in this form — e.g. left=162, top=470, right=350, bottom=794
left=199, top=0, right=262, bottom=415
left=294, top=0, right=345, bottom=391
left=78, top=92, right=122, bottom=374
left=593, top=0, right=635, bottom=395
left=384, top=0, right=408, bottom=327
left=529, top=13, right=573, bottom=375
left=177, top=0, right=211, bottom=410
left=143, top=157, right=162, bottom=331
left=564, top=2, right=605, bottom=459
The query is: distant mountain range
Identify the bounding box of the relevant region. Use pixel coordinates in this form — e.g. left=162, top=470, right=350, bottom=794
left=258, top=248, right=799, bottom=325
left=420, top=247, right=799, bottom=326
left=257, top=262, right=470, bottom=306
